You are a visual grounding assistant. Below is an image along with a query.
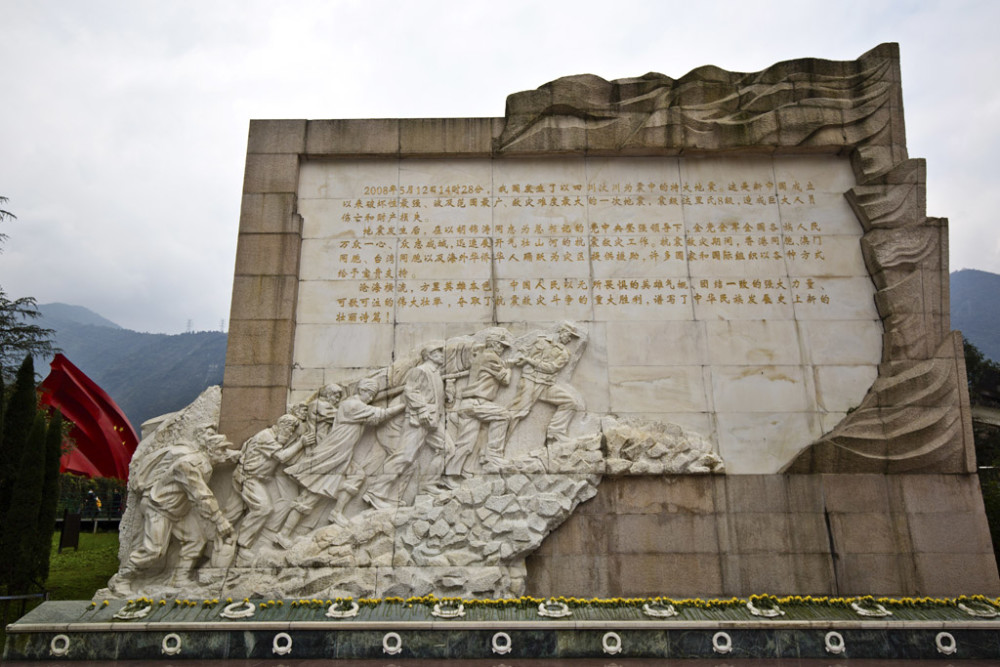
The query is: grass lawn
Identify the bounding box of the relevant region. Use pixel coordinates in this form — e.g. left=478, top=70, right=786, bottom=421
left=45, top=530, right=120, bottom=600
left=2, top=531, right=120, bottom=652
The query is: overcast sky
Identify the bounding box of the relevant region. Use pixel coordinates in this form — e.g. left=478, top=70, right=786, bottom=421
left=1, top=0, right=997, bottom=334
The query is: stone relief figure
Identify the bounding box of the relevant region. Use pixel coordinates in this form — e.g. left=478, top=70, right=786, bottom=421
left=227, top=414, right=300, bottom=562
left=440, top=328, right=513, bottom=483
left=116, top=425, right=238, bottom=587
left=506, top=321, right=586, bottom=446
left=103, top=323, right=724, bottom=600
left=364, top=341, right=450, bottom=509
left=278, top=379, right=404, bottom=544
left=311, top=383, right=344, bottom=444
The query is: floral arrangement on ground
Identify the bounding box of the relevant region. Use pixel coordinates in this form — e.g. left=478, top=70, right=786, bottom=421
left=82, top=594, right=1000, bottom=623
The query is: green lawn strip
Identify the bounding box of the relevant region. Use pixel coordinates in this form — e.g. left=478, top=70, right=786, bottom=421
left=45, top=531, right=120, bottom=600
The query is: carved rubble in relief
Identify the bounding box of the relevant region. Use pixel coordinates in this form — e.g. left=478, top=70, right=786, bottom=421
left=493, top=42, right=969, bottom=472
left=103, top=323, right=723, bottom=599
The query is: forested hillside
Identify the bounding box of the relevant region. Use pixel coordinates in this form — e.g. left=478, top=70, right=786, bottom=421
left=36, top=304, right=226, bottom=435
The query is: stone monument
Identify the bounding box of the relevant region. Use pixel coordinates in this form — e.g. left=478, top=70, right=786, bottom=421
left=106, top=43, right=999, bottom=600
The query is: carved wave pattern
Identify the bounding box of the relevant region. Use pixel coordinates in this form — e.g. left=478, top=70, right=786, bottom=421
left=497, top=53, right=895, bottom=153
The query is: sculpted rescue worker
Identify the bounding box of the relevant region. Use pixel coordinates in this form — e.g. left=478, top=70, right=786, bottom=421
left=118, top=426, right=238, bottom=586
left=227, top=414, right=300, bottom=561
left=506, top=322, right=585, bottom=444
left=364, top=340, right=449, bottom=509
left=443, top=329, right=512, bottom=478
left=277, top=378, right=403, bottom=545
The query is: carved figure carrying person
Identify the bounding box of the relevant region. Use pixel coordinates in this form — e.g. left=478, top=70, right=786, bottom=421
left=277, top=378, right=403, bottom=545
left=364, top=341, right=449, bottom=509
left=228, top=414, right=300, bottom=562
left=506, top=322, right=586, bottom=445
left=117, top=426, right=238, bottom=587
left=440, top=329, right=512, bottom=481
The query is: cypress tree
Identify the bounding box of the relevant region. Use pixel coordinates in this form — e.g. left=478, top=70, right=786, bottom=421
left=0, top=355, right=36, bottom=517
left=0, top=355, right=36, bottom=581
left=0, top=412, right=46, bottom=593
left=31, top=411, right=63, bottom=586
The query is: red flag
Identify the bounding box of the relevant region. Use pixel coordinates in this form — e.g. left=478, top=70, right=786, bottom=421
left=38, top=354, right=138, bottom=481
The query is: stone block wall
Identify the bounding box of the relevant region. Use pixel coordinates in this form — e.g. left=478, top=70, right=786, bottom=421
left=525, top=474, right=1000, bottom=597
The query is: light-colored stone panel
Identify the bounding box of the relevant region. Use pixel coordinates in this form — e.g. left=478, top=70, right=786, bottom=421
left=705, top=320, right=802, bottom=366
left=711, top=365, right=813, bottom=413
left=296, top=280, right=394, bottom=325
left=814, top=364, right=878, bottom=413
left=772, top=155, right=857, bottom=194
left=299, top=199, right=362, bottom=240
left=716, top=411, right=823, bottom=474
left=398, top=158, right=492, bottom=188
left=691, top=283, right=794, bottom=322
left=395, top=291, right=494, bottom=323
left=492, top=158, right=588, bottom=191
left=678, top=155, right=779, bottom=194
left=406, top=199, right=494, bottom=235
left=399, top=239, right=493, bottom=280
left=492, top=197, right=589, bottom=231
left=587, top=199, right=686, bottom=228
left=291, top=322, right=395, bottom=369
left=606, top=320, right=708, bottom=366
left=289, top=366, right=325, bottom=395
left=494, top=279, right=592, bottom=323
left=590, top=235, right=689, bottom=278
left=585, top=156, right=682, bottom=186
left=592, top=286, right=695, bottom=322
left=299, top=159, right=401, bottom=199
left=299, top=238, right=396, bottom=281
left=800, top=319, right=883, bottom=365
left=785, top=235, right=869, bottom=277
left=777, top=192, right=862, bottom=233
left=791, top=276, right=881, bottom=321
left=608, top=366, right=709, bottom=413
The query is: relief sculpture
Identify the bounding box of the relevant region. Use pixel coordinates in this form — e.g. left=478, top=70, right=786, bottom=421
left=104, top=323, right=722, bottom=599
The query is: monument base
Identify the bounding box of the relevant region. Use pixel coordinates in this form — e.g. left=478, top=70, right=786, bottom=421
left=6, top=599, right=1000, bottom=660
left=526, top=474, right=1000, bottom=597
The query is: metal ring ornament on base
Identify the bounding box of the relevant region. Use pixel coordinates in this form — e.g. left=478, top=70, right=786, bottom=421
left=959, top=600, right=998, bottom=618
left=114, top=600, right=153, bottom=620
left=431, top=601, right=465, bottom=618
left=492, top=631, right=512, bottom=655
left=383, top=632, right=403, bottom=655
left=272, top=632, right=293, bottom=656
left=326, top=600, right=359, bottom=618
left=220, top=600, right=256, bottom=619
left=641, top=602, right=677, bottom=618
left=537, top=599, right=572, bottom=618
left=824, top=631, right=845, bottom=655
left=49, top=634, right=71, bottom=657
left=161, top=633, right=182, bottom=656
left=936, top=631, right=957, bottom=656
left=712, top=631, right=732, bottom=654
left=602, top=631, right=622, bottom=655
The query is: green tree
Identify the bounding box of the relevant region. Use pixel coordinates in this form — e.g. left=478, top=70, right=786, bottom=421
left=0, top=356, right=37, bottom=521
left=0, top=412, right=46, bottom=593
left=31, top=411, right=63, bottom=585
left=966, top=339, right=1000, bottom=566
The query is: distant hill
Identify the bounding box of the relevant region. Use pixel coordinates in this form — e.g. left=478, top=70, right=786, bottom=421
left=952, top=269, right=1000, bottom=364
left=36, top=304, right=227, bottom=435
